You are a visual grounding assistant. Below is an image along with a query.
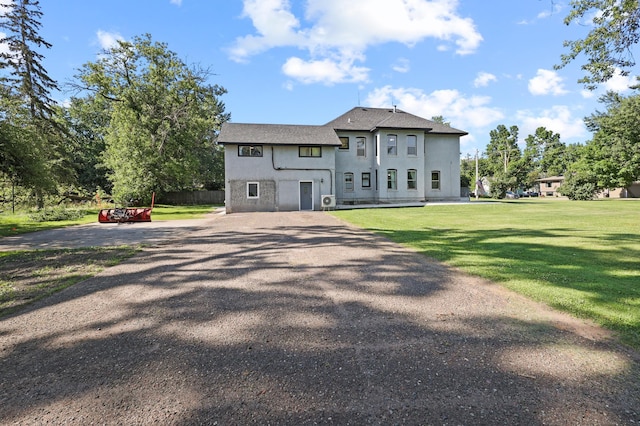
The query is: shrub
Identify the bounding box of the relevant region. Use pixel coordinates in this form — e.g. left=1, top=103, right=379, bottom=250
left=29, top=206, right=87, bottom=222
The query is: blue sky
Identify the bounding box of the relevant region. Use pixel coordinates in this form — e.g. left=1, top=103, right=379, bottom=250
left=28, top=0, right=640, bottom=156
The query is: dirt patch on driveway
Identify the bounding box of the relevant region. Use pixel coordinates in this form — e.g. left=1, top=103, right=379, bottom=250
left=0, top=212, right=638, bottom=424
left=0, top=247, right=140, bottom=316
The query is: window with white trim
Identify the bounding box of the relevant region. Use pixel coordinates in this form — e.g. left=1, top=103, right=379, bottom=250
left=344, top=173, right=354, bottom=192
left=387, top=169, right=397, bottom=190
left=407, top=135, right=417, bottom=156
left=387, top=134, right=397, bottom=155
left=362, top=172, right=371, bottom=188
left=356, top=137, right=366, bottom=157
left=247, top=182, right=259, bottom=198
left=431, top=171, right=441, bottom=190
left=407, top=169, right=417, bottom=190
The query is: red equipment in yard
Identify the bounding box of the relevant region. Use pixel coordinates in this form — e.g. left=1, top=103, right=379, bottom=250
left=98, top=193, right=155, bottom=223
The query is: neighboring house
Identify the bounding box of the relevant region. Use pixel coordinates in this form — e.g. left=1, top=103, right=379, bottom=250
left=535, top=176, right=640, bottom=199
left=622, top=182, right=640, bottom=198
left=537, top=176, right=564, bottom=197
left=217, top=107, right=467, bottom=213
left=598, top=181, right=640, bottom=198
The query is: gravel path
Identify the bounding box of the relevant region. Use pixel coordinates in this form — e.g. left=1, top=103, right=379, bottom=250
left=1, top=212, right=638, bottom=424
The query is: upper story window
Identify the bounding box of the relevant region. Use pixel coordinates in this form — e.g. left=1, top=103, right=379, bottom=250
left=407, top=169, right=417, bottom=190
left=339, top=137, right=349, bottom=150
left=387, top=169, right=397, bottom=190
left=356, top=137, right=366, bottom=157
left=431, top=171, right=441, bottom=190
left=344, top=172, right=354, bottom=192
left=299, top=146, right=322, bottom=157
left=407, top=135, right=417, bottom=156
left=239, top=145, right=263, bottom=157
left=387, top=134, right=397, bottom=155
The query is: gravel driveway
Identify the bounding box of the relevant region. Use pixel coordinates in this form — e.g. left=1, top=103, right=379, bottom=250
left=1, top=212, right=638, bottom=424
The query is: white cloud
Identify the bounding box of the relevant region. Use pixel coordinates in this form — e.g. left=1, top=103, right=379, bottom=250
left=282, top=56, right=369, bottom=85
left=581, top=89, right=595, bottom=99
left=96, top=30, right=124, bottom=50
left=229, top=0, right=482, bottom=84
left=602, top=69, right=636, bottom=93
left=537, top=3, right=562, bottom=20
left=516, top=105, right=588, bottom=142
left=537, top=10, right=552, bottom=19
left=519, top=4, right=563, bottom=25
left=528, top=69, right=568, bottom=96
left=170, top=0, right=182, bottom=5
left=392, top=58, right=410, bottom=73
left=474, top=71, right=497, bottom=88
left=364, top=85, right=504, bottom=130
left=0, top=0, right=13, bottom=12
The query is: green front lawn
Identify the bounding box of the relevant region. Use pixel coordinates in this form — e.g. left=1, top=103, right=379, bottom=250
left=332, top=199, right=640, bottom=348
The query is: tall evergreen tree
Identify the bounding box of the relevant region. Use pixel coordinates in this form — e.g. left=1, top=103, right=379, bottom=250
left=0, top=0, right=58, bottom=121
left=0, top=0, right=67, bottom=207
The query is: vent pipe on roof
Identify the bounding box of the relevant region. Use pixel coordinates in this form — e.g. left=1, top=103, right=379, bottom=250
left=393, top=105, right=397, bottom=113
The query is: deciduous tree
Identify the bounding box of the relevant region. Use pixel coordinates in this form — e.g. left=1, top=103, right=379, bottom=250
left=582, top=90, right=640, bottom=189
left=72, top=34, right=230, bottom=203
left=523, top=127, right=567, bottom=180
left=557, top=0, right=640, bottom=89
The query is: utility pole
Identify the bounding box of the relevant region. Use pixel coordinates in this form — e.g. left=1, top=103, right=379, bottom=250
left=475, top=149, right=479, bottom=200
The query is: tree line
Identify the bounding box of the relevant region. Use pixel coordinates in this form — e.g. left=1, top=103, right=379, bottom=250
left=462, top=0, right=640, bottom=201
left=0, top=0, right=229, bottom=209
left=1, top=0, right=639, bottom=207
left=461, top=87, right=640, bottom=201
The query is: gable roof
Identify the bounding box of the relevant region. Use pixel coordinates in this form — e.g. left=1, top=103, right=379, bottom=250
left=325, top=107, right=467, bottom=135
left=218, top=123, right=342, bottom=146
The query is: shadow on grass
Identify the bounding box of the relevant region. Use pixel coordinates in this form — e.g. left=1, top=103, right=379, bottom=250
left=370, top=226, right=640, bottom=348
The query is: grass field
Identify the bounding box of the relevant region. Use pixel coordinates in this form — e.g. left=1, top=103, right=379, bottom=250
left=332, top=199, right=640, bottom=348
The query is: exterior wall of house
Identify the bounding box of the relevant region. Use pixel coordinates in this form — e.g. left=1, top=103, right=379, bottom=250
left=626, top=182, right=640, bottom=198
left=224, top=144, right=335, bottom=213
left=597, top=181, right=640, bottom=198
left=335, top=132, right=377, bottom=204
left=375, top=130, right=426, bottom=203
left=424, top=134, right=462, bottom=200
left=333, top=131, right=463, bottom=204
left=538, top=178, right=564, bottom=197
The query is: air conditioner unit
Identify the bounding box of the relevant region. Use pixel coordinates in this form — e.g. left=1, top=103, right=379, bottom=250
left=321, top=194, right=336, bottom=208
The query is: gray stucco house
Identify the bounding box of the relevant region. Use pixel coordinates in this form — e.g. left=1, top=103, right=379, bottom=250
left=217, top=107, right=467, bottom=213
